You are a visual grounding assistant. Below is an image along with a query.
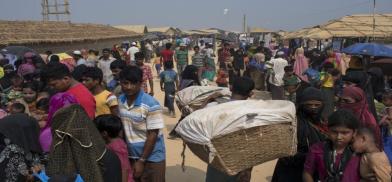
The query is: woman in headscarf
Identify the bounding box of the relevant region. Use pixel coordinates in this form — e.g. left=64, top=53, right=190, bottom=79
left=47, top=104, right=121, bottom=182
left=272, top=87, right=328, bottom=182
left=293, top=47, right=309, bottom=82
left=39, top=92, right=78, bottom=153
left=179, top=65, right=201, bottom=90
left=17, top=52, right=36, bottom=77
left=344, top=56, right=378, bottom=120
left=0, top=113, right=43, bottom=181
left=337, top=86, right=381, bottom=147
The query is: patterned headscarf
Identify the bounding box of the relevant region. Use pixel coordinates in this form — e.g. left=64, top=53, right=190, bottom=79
left=47, top=104, right=106, bottom=182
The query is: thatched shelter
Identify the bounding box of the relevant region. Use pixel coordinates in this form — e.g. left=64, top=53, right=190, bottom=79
left=148, top=27, right=181, bottom=36
left=250, top=27, right=274, bottom=34
left=0, top=20, right=141, bottom=53
left=285, top=14, right=392, bottom=40
left=114, top=25, right=148, bottom=34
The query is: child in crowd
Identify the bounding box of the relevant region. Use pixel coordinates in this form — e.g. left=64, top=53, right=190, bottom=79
left=303, top=109, right=361, bottom=182
left=9, top=102, right=26, bottom=114
left=20, top=81, right=40, bottom=115
left=153, top=52, right=162, bottom=76
left=95, top=114, right=133, bottom=182
left=82, top=67, right=118, bottom=116
left=160, top=61, right=179, bottom=117
left=216, top=69, right=228, bottom=87
left=7, top=73, right=23, bottom=101
left=35, top=98, right=49, bottom=129
left=352, top=127, right=391, bottom=181
left=283, top=65, right=300, bottom=103
left=380, top=91, right=392, bottom=134
left=109, top=59, right=126, bottom=97
left=380, top=90, right=392, bottom=165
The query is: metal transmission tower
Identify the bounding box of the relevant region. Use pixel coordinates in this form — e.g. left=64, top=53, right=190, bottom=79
left=42, top=0, right=70, bottom=21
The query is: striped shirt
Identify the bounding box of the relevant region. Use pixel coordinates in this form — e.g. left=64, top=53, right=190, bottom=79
left=118, top=91, right=165, bottom=162
left=192, top=53, right=206, bottom=69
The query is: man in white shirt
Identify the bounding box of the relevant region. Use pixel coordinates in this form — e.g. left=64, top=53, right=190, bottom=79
left=98, top=48, right=115, bottom=86
left=145, top=41, right=153, bottom=63
left=267, top=51, right=288, bottom=100
left=73, top=50, right=87, bottom=66
left=127, top=42, right=139, bottom=64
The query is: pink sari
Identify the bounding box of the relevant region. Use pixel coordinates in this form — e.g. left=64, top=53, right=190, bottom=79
left=294, top=54, right=309, bottom=82
left=39, top=92, right=78, bottom=152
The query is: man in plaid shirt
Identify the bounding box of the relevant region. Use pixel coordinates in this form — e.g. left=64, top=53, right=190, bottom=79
left=135, top=52, right=154, bottom=96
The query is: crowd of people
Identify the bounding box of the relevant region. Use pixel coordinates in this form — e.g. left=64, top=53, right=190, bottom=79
left=0, top=36, right=391, bottom=182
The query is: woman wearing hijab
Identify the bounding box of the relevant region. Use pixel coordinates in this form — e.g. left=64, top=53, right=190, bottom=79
left=179, top=65, right=201, bottom=90
left=0, top=113, right=43, bottom=181
left=39, top=92, right=78, bottom=153
left=46, top=104, right=121, bottom=182
left=344, top=56, right=378, bottom=119
left=338, top=86, right=381, bottom=147
left=17, top=52, right=36, bottom=77
left=272, top=87, right=328, bottom=182
left=293, top=47, right=309, bottom=82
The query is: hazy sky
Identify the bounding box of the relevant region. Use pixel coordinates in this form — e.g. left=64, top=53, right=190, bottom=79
left=0, top=0, right=391, bottom=31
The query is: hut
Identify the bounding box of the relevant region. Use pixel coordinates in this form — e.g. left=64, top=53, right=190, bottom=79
left=114, top=25, right=148, bottom=34
left=285, top=14, right=392, bottom=40
left=0, top=20, right=141, bottom=53
left=148, top=27, right=181, bottom=36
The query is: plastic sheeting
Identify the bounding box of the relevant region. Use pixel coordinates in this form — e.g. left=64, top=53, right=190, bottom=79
left=175, top=99, right=296, bottom=145
left=175, top=86, right=231, bottom=115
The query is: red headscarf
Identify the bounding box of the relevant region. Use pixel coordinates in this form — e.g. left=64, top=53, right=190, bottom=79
left=339, top=86, right=381, bottom=147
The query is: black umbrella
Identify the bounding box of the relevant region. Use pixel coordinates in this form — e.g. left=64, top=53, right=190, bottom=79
left=1, top=46, right=44, bottom=66
left=370, top=58, right=392, bottom=75
left=1, top=46, right=39, bottom=58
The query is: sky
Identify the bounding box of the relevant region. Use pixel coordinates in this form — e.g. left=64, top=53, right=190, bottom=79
left=0, top=0, right=391, bottom=31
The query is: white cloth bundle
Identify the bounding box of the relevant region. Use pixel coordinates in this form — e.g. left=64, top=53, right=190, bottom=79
left=176, top=99, right=296, bottom=145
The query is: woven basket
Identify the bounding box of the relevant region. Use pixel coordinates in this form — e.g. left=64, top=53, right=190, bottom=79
left=185, top=122, right=297, bottom=175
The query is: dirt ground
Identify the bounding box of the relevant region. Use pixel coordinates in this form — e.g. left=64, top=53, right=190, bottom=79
left=147, top=61, right=277, bottom=182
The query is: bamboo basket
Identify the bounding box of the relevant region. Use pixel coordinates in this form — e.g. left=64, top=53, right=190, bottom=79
left=185, top=121, right=297, bottom=175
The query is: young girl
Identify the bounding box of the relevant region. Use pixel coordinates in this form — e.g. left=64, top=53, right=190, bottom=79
left=160, top=61, right=179, bottom=117
left=95, top=114, right=133, bottom=182
left=303, top=109, right=361, bottom=182
left=35, top=98, right=49, bottom=129
left=352, top=127, right=391, bottom=181
left=20, top=81, right=40, bottom=115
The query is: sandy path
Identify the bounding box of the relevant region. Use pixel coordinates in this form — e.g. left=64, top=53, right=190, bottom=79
left=147, top=61, right=276, bottom=182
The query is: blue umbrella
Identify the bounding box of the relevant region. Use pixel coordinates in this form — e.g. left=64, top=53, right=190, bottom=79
left=342, top=43, right=392, bottom=58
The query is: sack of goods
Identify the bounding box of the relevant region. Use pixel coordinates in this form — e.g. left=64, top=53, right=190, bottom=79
left=175, top=99, right=297, bottom=175
left=175, top=86, right=231, bottom=116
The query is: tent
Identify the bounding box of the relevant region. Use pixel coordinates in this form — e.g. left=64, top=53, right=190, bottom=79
left=284, top=14, right=392, bottom=40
